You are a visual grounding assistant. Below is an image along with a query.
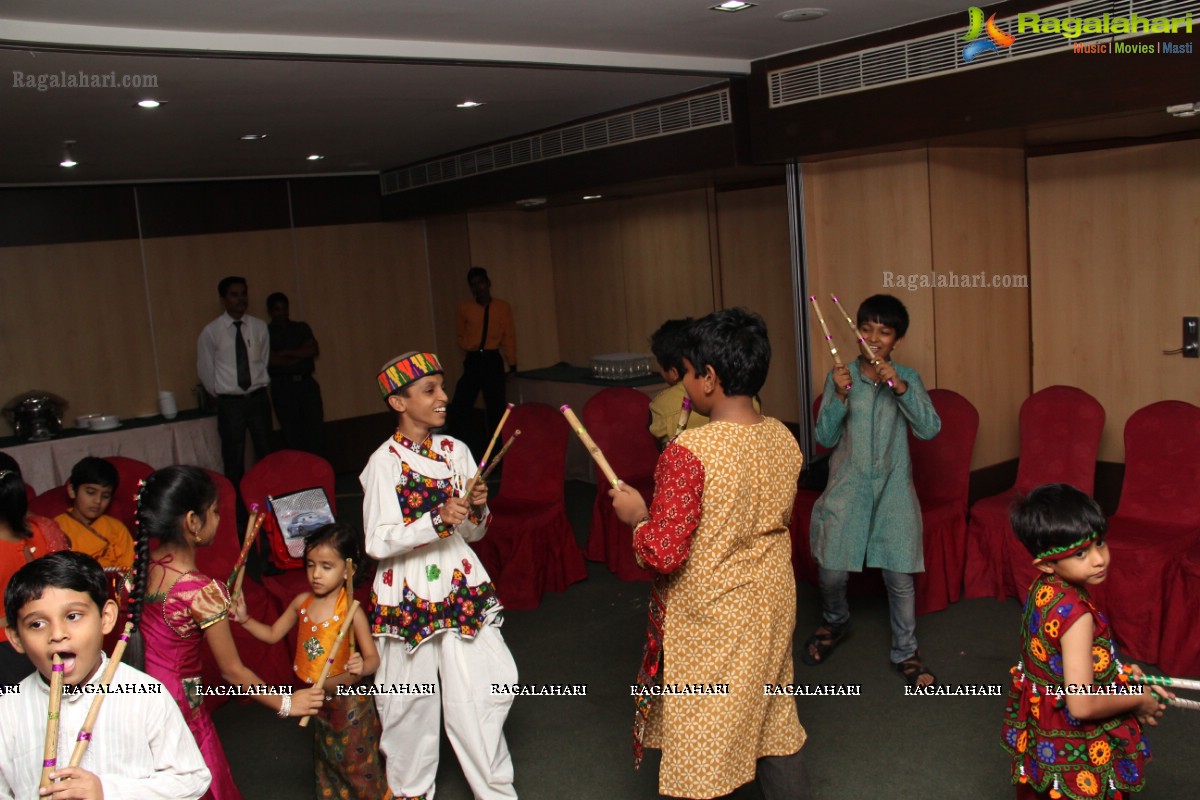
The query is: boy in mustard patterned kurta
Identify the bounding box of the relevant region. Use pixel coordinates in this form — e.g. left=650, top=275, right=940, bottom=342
left=612, top=308, right=812, bottom=800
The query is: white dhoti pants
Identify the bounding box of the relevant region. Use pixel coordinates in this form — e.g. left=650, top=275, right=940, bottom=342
left=375, top=625, right=518, bottom=799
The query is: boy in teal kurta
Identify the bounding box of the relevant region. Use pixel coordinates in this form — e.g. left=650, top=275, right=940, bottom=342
left=804, top=294, right=941, bottom=687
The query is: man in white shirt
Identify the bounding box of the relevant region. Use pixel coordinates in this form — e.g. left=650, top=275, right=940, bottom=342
left=197, top=276, right=273, bottom=492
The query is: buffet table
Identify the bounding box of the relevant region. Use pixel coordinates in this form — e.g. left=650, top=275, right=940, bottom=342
left=1, top=409, right=222, bottom=493
left=515, top=364, right=665, bottom=483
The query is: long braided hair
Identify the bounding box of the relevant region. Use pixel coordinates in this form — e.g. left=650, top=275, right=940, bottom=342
left=128, top=466, right=218, bottom=668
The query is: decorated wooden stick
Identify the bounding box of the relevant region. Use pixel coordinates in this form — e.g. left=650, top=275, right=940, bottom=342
left=1124, top=670, right=1200, bottom=693
left=809, top=295, right=844, bottom=368
left=674, top=397, right=692, bottom=438
left=40, top=653, right=64, bottom=789
left=831, top=293, right=894, bottom=388
left=1164, top=695, right=1200, bottom=711
left=344, top=559, right=356, bottom=657
left=228, top=508, right=265, bottom=609
left=68, top=622, right=134, bottom=768
left=464, top=403, right=515, bottom=496
left=479, top=430, right=522, bottom=482
left=299, top=599, right=361, bottom=728
left=561, top=405, right=620, bottom=488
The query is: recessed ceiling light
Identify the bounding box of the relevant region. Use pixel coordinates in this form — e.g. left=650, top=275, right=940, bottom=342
left=711, top=1, right=756, bottom=12
left=240, top=134, right=268, bottom=141
left=136, top=99, right=162, bottom=109
left=60, top=140, right=77, bottom=168
left=306, top=154, right=325, bottom=161
left=582, top=194, right=603, bottom=200
left=457, top=100, right=484, bottom=109
left=1167, top=101, right=1200, bottom=118
left=777, top=7, right=828, bottom=22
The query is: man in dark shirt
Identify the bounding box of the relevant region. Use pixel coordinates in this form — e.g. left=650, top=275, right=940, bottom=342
left=266, top=292, right=324, bottom=454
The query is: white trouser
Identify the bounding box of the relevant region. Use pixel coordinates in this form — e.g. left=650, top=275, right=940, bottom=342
left=375, top=625, right=518, bottom=799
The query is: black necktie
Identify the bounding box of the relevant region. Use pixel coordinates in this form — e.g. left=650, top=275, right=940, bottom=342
left=477, top=303, right=490, bottom=351
left=234, top=320, right=251, bottom=390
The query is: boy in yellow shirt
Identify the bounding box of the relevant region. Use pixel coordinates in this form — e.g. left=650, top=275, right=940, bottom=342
left=54, top=457, right=135, bottom=571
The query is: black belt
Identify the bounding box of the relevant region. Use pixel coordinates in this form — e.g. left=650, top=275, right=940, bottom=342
left=218, top=387, right=268, bottom=400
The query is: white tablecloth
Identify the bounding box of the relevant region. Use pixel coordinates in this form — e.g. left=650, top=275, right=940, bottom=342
left=4, top=416, right=223, bottom=494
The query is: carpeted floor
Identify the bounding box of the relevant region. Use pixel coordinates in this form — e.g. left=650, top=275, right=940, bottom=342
left=216, top=480, right=1199, bottom=799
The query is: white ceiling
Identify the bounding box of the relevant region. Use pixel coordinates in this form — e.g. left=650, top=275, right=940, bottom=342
left=0, top=0, right=972, bottom=186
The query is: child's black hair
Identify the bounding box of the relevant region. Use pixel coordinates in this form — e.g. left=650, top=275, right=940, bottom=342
left=1010, top=483, right=1108, bottom=559
left=681, top=308, right=770, bottom=397
left=132, top=466, right=218, bottom=635
left=4, top=551, right=108, bottom=631
left=303, top=522, right=362, bottom=564
left=68, top=456, right=119, bottom=492
left=856, top=294, right=910, bottom=339
left=0, top=452, right=30, bottom=537
left=649, top=318, right=694, bottom=375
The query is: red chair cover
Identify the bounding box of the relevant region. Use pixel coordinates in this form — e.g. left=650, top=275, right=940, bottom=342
left=196, top=470, right=292, bottom=709
left=473, top=403, right=587, bottom=610
left=1090, top=401, right=1200, bottom=664
left=964, top=386, right=1105, bottom=600
left=240, top=449, right=338, bottom=608
left=1158, top=544, right=1200, bottom=677
left=103, top=456, right=155, bottom=530
left=582, top=388, right=658, bottom=581
left=28, top=485, right=69, bottom=520
left=910, top=389, right=978, bottom=615
left=23, top=483, right=34, bottom=505
left=787, top=398, right=830, bottom=587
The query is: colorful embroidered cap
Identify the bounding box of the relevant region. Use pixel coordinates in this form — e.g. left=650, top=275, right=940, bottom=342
left=1036, top=530, right=1100, bottom=561
left=377, top=352, right=443, bottom=396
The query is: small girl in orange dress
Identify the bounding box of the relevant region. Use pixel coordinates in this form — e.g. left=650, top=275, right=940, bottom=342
left=233, top=522, right=386, bottom=799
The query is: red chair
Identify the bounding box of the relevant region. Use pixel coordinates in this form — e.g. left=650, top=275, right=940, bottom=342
left=27, top=456, right=155, bottom=531
left=28, top=485, right=69, bottom=520
left=1090, top=401, right=1200, bottom=664
left=473, top=403, right=587, bottom=610
left=788, top=397, right=830, bottom=587
left=196, top=469, right=293, bottom=708
left=1158, top=543, right=1200, bottom=677
left=240, top=449, right=338, bottom=609
left=964, top=386, right=1105, bottom=601
left=910, top=389, right=978, bottom=615
left=582, top=388, right=658, bottom=582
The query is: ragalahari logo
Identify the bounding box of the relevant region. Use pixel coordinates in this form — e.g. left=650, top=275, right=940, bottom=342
left=961, top=7, right=1015, bottom=62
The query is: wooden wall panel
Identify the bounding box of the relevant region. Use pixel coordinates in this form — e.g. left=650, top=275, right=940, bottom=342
left=619, top=189, right=719, bottom=352
left=425, top=214, right=472, bottom=390
left=548, top=203, right=631, bottom=364
left=142, top=230, right=295, bottom=417
left=1029, top=140, right=1200, bottom=463
left=929, top=148, right=1030, bottom=468
left=292, top=221, right=435, bottom=421
left=802, top=150, right=936, bottom=399
left=466, top=208, right=560, bottom=372
left=715, top=184, right=799, bottom=423
left=0, top=240, right=155, bottom=420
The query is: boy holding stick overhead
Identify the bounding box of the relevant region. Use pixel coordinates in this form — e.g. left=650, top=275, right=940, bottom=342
left=804, top=294, right=941, bottom=688
left=611, top=308, right=812, bottom=800
left=0, top=551, right=210, bottom=799
left=361, top=352, right=517, bottom=800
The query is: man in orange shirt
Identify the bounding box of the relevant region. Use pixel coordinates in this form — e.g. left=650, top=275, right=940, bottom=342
left=449, top=267, right=517, bottom=448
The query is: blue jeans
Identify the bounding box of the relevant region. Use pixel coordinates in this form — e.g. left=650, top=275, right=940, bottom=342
left=817, top=566, right=918, bottom=664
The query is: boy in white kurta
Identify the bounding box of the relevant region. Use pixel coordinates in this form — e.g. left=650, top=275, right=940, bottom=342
left=361, top=351, right=517, bottom=800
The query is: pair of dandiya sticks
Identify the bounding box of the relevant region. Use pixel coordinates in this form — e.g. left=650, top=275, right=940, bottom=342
left=809, top=292, right=894, bottom=389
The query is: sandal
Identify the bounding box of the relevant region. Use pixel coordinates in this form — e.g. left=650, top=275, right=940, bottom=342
left=893, top=652, right=937, bottom=688
left=801, top=621, right=850, bottom=666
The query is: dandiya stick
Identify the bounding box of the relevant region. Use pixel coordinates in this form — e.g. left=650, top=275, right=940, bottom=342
left=40, top=653, right=64, bottom=789
left=464, top=403, right=515, bottom=496
left=674, top=397, right=692, bottom=438
left=298, top=599, right=361, bottom=728
left=68, top=622, right=134, bottom=768
left=831, top=293, right=894, bottom=388
left=561, top=405, right=620, bottom=488
left=1125, top=671, right=1200, bottom=693
left=479, top=430, right=522, bottom=482
left=228, top=509, right=265, bottom=609
left=808, top=295, right=843, bottom=368
left=344, top=559, right=356, bottom=657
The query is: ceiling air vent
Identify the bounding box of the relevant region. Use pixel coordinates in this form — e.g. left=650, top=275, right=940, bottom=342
left=381, top=88, right=731, bottom=195
left=768, top=0, right=1198, bottom=107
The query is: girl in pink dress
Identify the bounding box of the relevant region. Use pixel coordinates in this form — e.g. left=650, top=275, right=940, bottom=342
left=131, top=465, right=324, bottom=800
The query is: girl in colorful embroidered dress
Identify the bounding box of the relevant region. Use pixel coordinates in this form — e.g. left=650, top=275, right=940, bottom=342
left=133, top=465, right=324, bottom=800
left=233, top=522, right=386, bottom=799
left=1004, top=483, right=1170, bottom=800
